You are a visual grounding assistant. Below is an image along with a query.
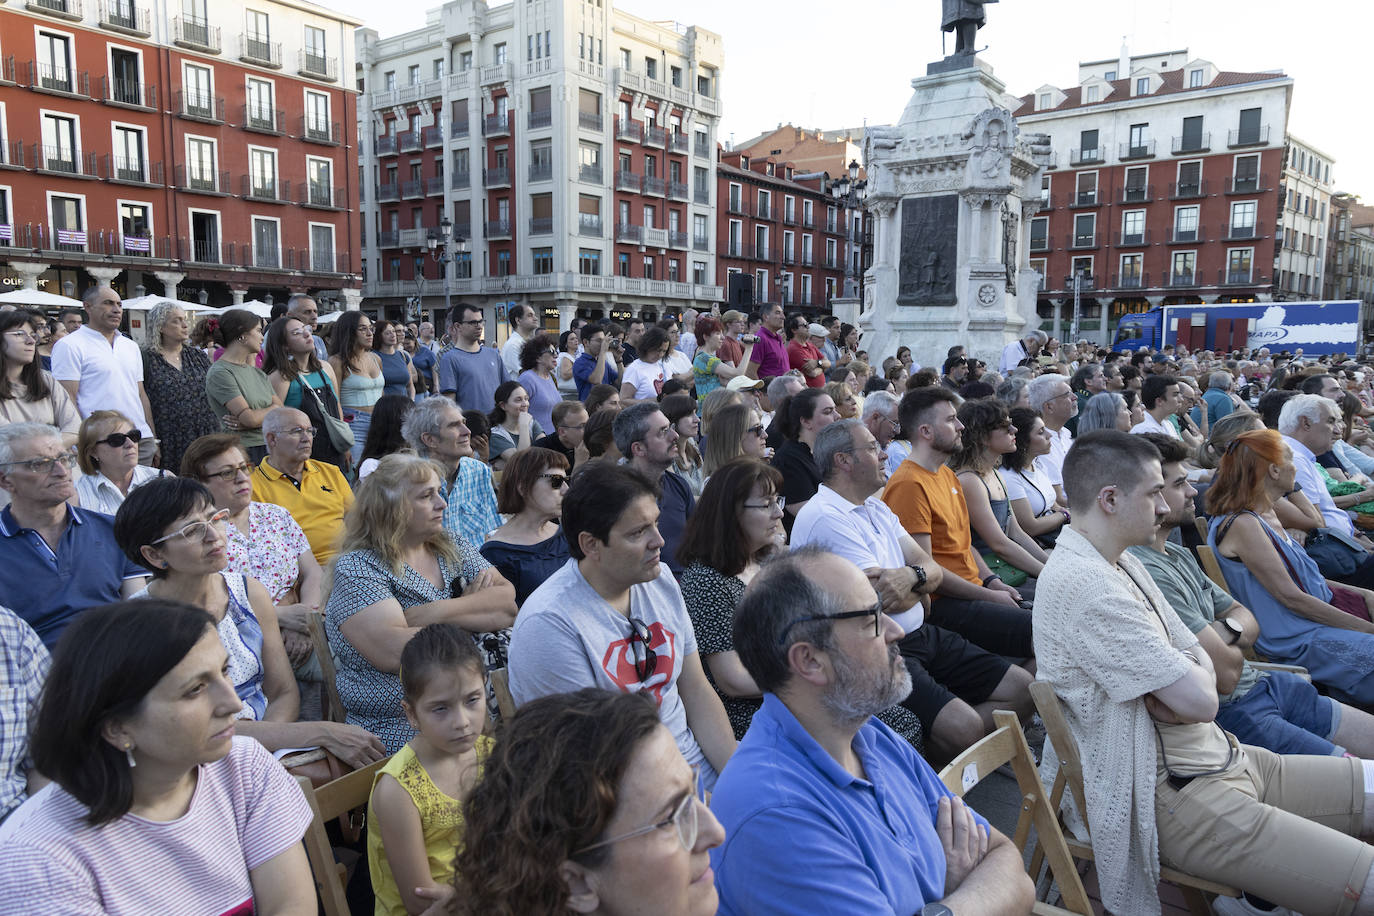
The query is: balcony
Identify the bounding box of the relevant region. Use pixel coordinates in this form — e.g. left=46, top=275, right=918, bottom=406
left=579, top=164, right=603, bottom=184
left=425, top=176, right=446, bottom=196
left=27, top=0, right=82, bottom=20
left=529, top=217, right=552, bottom=235
left=173, top=16, right=220, bottom=53
left=644, top=126, right=667, bottom=148
left=377, top=230, right=400, bottom=248
left=1169, top=180, right=1208, bottom=200
left=298, top=51, right=337, bottom=82
left=401, top=180, right=423, bottom=199
left=98, top=0, right=149, bottom=35
left=1029, top=234, right=1050, bottom=252
left=528, top=161, right=552, bottom=182
left=398, top=130, right=421, bottom=153
left=616, top=222, right=643, bottom=243
left=615, top=117, right=643, bottom=143
left=726, top=197, right=744, bottom=215
left=425, top=125, right=447, bottom=146
left=643, top=227, right=668, bottom=248
left=615, top=170, right=642, bottom=192
left=1225, top=221, right=1262, bottom=240
left=694, top=187, right=709, bottom=205
left=102, top=155, right=161, bottom=186
left=667, top=132, right=688, bottom=155
left=1070, top=233, right=1098, bottom=250
left=174, top=164, right=230, bottom=195
left=781, top=249, right=796, bottom=265
left=241, top=105, right=284, bottom=135
left=242, top=175, right=288, bottom=203
left=450, top=119, right=470, bottom=140
left=1069, top=191, right=1100, bottom=207
left=724, top=242, right=743, bottom=258
left=300, top=183, right=341, bottom=209
left=449, top=170, right=470, bottom=190
left=1037, top=194, right=1054, bottom=210
left=175, top=90, right=225, bottom=124
left=483, top=167, right=511, bottom=188
left=579, top=111, right=603, bottom=131
left=30, top=62, right=87, bottom=98
left=668, top=230, right=688, bottom=248
left=1171, top=133, right=1211, bottom=155
left=528, top=109, right=552, bottom=129
left=667, top=181, right=688, bottom=201
left=32, top=144, right=95, bottom=177
left=484, top=219, right=511, bottom=239
left=301, top=117, right=341, bottom=145
left=694, top=235, right=710, bottom=252
left=1115, top=229, right=1152, bottom=247
left=483, top=113, right=510, bottom=137
left=239, top=34, right=281, bottom=69
left=1119, top=140, right=1156, bottom=160
left=1111, top=271, right=1149, bottom=290
left=1228, top=125, right=1270, bottom=148
left=1168, top=226, right=1205, bottom=244
left=1119, top=184, right=1154, bottom=204
left=1069, top=147, right=1104, bottom=166
left=100, top=76, right=154, bottom=109
left=1226, top=174, right=1270, bottom=194
left=694, top=138, right=711, bottom=159
left=643, top=176, right=665, bottom=196
left=0, top=57, right=14, bottom=87
left=479, top=62, right=512, bottom=86
left=376, top=182, right=399, bottom=202
left=0, top=139, right=24, bottom=169
left=375, top=135, right=397, bottom=156
left=578, top=214, right=603, bottom=237
left=746, top=244, right=770, bottom=261
left=1220, top=268, right=1257, bottom=286
left=802, top=214, right=816, bottom=228
left=755, top=202, right=773, bottom=220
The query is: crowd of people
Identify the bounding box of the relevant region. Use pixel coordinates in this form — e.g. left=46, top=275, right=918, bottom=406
left=12, top=284, right=1374, bottom=914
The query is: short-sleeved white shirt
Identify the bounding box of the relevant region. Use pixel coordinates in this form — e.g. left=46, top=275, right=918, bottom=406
left=50, top=326, right=150, bottom=435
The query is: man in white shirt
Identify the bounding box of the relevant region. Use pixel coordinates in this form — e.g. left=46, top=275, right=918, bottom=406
left=500, top=304, right=539, bottom=378
left=1280, top=394, right=1374, bottom=547
left=1000, top=329, right=1045, bottom=373
left=50, top=286, right=157, bottom=465
left=1129, top=375, right=1183, bottom=439
left=1027, top=373, right=1075, bottom=486
left=791, top=419, right=1033, bottom=762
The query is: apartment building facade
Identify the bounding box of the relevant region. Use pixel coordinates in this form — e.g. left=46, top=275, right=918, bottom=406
left=1325, top=193, right=1374, bottom=333
left=1013, top=48, right=1293, bottom=343
left=0, top=0, right=362, bottom=305
left=1276, top=135, right=1333, bottom=299
left=714, top=150, right=853, bottom=316
left=356, top=0, right=724, bottom=334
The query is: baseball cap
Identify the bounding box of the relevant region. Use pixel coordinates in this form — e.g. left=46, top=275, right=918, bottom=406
left=721, top=309, right=746, bottom=323
left=726, top=376, right=766, bottom=391
left=807, top=322, right=827, bottom=337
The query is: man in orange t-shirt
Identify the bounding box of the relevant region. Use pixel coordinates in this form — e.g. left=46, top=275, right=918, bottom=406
left=882, top=387, right=1034, bottom=659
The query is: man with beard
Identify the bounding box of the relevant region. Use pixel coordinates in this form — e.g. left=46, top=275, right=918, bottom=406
left=710, top=547, right=1034, bottom=915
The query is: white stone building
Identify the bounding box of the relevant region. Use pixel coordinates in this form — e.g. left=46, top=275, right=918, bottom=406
left=1277, top=136, right=1334, bottom=299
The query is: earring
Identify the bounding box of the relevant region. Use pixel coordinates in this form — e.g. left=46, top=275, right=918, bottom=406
left=125, top=744, right=137, bottom=768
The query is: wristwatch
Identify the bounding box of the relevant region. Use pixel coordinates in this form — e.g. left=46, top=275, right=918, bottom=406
left=1217, top=617, right=1244, bottom=646
left=908, top=564, right=927, bottom=590
left=921, top=905, right=954, bottom=916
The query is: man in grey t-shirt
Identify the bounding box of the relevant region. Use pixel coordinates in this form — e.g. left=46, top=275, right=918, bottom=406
left=507, top=461, right=736, bottom=788
left=438, top=303, right=508, bottom=413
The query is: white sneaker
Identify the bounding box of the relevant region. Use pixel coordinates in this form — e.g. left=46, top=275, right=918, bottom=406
left=1211, top=895, right=1297, bottom=916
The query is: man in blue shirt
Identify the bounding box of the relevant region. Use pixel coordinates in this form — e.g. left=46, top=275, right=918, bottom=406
left=711, top=546, right=1033, bottom=915
left=0, top=423, right=147, bottom=648
left=438, top=302, right=508, bottom=412
left=573, top=322, right=620, bottom=400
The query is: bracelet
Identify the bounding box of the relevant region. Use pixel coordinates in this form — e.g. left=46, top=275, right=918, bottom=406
left=982, top=574, right=1001, bottom=587
left=908, top=565, right=927, bottom=589
left=1281, top=488, right=1300, bottom=499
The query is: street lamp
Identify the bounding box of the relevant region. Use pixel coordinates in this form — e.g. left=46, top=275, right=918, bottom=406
left=1064, top=268, right=1093, bottom=342
left=427, top=214, right=469, bottom=322
left=830, top=161, right=869, bottom=304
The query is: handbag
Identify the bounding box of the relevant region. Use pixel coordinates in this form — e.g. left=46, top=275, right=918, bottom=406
left=1304, top=527, right=1364, bottom=579
left=981, top=552, right=1029, bottom=588
left=301, top=378, right=354, bottom=454
left=1226, top=512, right=1373, bottom=623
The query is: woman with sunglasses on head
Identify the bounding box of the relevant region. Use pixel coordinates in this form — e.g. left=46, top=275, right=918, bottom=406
left=140, top=301, right=218, bottom=474
left=480, top=447, right=572, bottom=606
left=0, top=309, right=80, bottom=449
left=453, top=689, right=725, bottom=916
left=74, top=410, right=169, bottom=515
left=702, top=402, right=770, bottom=476
left=112, top=477, right=386, bottom=769
left=517, top=332, right=561, bottom=434
left=329, top=310, right=384, bottom=465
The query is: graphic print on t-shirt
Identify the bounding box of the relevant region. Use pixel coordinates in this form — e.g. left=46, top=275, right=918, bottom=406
left=220, top=900, right=254, bottom=916
left=601, top=621, right=677, bottom=703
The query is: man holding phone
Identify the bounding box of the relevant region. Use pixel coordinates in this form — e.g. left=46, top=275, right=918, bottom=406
left=573, top=321, right=621, bottom=400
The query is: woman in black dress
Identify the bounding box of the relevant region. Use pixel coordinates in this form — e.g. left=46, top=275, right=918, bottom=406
left=141, top=301, right=218, bottom=472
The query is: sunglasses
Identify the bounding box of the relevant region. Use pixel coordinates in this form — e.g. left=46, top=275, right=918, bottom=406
left=96, top=429, right=143, bottom=448
left=539, top=473, right=570, bottom=489
left=747, top=424, right=766, bottom=437
left=628, top=617, right=659, bottom=683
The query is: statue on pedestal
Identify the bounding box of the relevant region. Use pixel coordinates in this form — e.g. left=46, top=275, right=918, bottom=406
left=942, top=0, right=997, bottom=55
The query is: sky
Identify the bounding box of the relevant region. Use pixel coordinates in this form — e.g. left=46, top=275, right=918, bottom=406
left=330, top=0, right=1374, bottom=195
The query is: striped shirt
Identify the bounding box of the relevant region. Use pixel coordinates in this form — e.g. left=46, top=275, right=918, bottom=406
left=0, top=737, right=311, bottom=915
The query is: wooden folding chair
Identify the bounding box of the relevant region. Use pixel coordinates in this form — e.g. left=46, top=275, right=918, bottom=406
left=937, top=710, right=1093, bottom=916
left=308, top=610, right=346, bottom=724
left=1193, top=516, right=1210, bottom=542
left=1194, top=544, right=1229, bottom=591
left=1027, top=681, right=1239, bottom=916
left=488, top=666, right=516, bottom=722
left=296, top=757, right=389, bottom=916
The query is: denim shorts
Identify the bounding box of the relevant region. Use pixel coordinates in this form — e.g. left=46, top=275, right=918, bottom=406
left=1216, top=669, right=1343, bottom=757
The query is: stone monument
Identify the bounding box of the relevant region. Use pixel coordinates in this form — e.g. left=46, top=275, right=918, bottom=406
left=858, top=4, right=1054, bottom=371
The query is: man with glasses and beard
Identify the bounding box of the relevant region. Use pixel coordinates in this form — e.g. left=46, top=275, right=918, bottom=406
left=508, top=461, right=736, bottom=789
left=711, top=546, right=1034, bottom=915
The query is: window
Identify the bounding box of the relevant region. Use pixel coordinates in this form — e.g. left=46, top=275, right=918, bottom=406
left=579, top=249, right=600, bottom=274
left=644, top=57, right=656, bottom=80
left=1173, top=205, right=1199, bottom=242
left=1085, top=86, right=1098, bottom=103
left=1037, top=92, right=1050, bottom=109
left=408, top=65, right=419, bottom=86
left=618, top=252, right=630, bottom=277
left=252, top=216, right=279, bottom=268
left=1180, top=115, right=1204, bottom=151
left=186, top=136, right=216, bottom=189
left=109, top=48, right=142, bottom=106
left=1171, top=251, right=1196, bottom=285
left=727, top=220, right=741, bottom=256
left=642, top=256, right=655, bottom=279
left=532, top=247, right=553, bottom=274
left=1075, top=171, right=1097, bottom=205
left=38, top=31, right=73, bottom=92
left=304, top=91, right=330, bottom=139
left=1237, top=108, right=1262, bottom=145
left=307, top=158, right=332, bottom=206
left=1128, top=123, right=1149, bottom=157
left=1029, top=217, right=1048, bottom=250
left=496, top=250, right=511, bottom=276
left=309, top=223, right=334, bottom=272
left=1177, top=160, right=1202, bottom=196
left=434, top=58, right=444, bottom=78
left=1230, top=201, right=1257, bottom=238
left=113, top=125, right=144, bottom=181
left=1233, top=154, right=1259, bottom=192
left=693, top=213, right=708, bottom=247
left=249, top=147, right=276, bottom=197
left=620, top=48, right=631, bottom=70
left=1073, top=213, right=1096, bottom=248
left=802, top=199, right=813, bottom=226
left=247, top=9, right=269, bottom=41
left=1121, top=210, right=1144, bottom=245
left=183, top=62, right=213, bottom=116
left=1189, top=69, right=1204, bottom=88
left=304, top=25, right=325, bottom=61
left=1078, top=129, right=1099, bottom=162
left=578, top=194, right=601, bottom=236
left=40, top=114, right=77, bottom=172
left=460, top=51, right=472, bottom=71
left=728, top=183, right=741, bottom=212
left=119, top=202, right=150, bottom=253
left=1070, top=256, right=1093, bottom=284
left=697, top=71, right=712, bottom=96
left=530, top=140, right=552, bottom=179
left=1124, top=166, right=1148, bottom=202
left=1136, top=77, right=1149, bottom=95
left=801, top=233, right=813, bottom=263
left=494, top=43, right=506, bottom=65
left=1227, top=248, right=1253, bottom=283
left=384, top=71, right=396, bottom=90
left=246, top=78, right=274, bottom=129
left=1104, top=70, right=1116, bottom=80
left=49, top=194, right=84, bottom=247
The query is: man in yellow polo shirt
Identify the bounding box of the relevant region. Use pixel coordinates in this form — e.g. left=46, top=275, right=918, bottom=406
left=251, top=407, right=353, bottom=565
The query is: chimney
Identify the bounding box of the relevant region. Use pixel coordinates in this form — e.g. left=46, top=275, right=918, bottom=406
left=1118, top=38, right=1129, bottom=80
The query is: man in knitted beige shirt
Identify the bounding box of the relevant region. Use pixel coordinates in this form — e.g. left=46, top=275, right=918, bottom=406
left=1034, top=429, right=1374, bottom=916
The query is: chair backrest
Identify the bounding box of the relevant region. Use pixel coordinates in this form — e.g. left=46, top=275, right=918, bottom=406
left=308, top=609, right=346, bottom=723
left=938, top=710, right=1093, bottom=915
left=1193, top=516, right=1209, bottom=542
left=1027, top=681, right=1091, bottom=827
left=296, top=757, right=389, bottom=916
left=489, top=666, right=516, bottom=722
left=1194, top=544, right=1228, bottom=591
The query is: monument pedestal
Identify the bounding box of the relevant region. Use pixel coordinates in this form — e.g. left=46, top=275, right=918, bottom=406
left=859, top=59, right=1054, bottom=372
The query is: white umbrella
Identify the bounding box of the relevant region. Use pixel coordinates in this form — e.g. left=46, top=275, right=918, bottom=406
left=315, top=311, right=344, bottom=324
left=119, top=294, right=217, bottom=313
left=0, top=288, right=84, bottom=309
left=201, top=300, right=276, bottom=318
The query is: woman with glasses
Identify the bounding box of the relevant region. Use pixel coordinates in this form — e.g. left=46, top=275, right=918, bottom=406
left=517, top=332, right=561, bottom=433
left=371, top=318, right=416, bottom=401
left=262, top=314, right=348, bottom=471
left=453, top=689, right=725, bottom=916
left=74, top=410, right=168, bottom=515
left=480, top=447, right=572, bottom=606
left=325, top=453, right=517, bottom=752
left=205, top=309, right=282, bottom=464
left=328, top=310, right=384, bottom=465
left=0, top=310, right=79, bottom=449
left=112, top=477, right=386, bottom=768
left=702, top=403, right=767, bottom=476
left=140, top=302, right=218, bottom=474
left=1001, top=406, right=1070, bottom=546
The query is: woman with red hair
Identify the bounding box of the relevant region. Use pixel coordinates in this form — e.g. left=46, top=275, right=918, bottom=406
left=1208, top=428, right=1374, bottom=705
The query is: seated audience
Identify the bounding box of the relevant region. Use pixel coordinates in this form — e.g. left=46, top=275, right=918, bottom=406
left=357, top=393, right=414, bottom=480
left=480, top=447, right=572, bottom=606
left=662, top=393, right=705, bottom=500
left=0, top=309, right=79, bottom=448
left=0, top=422, right=146, bottom=648
left=1279, top=394, right=1374, bottom=570
left=325, top=453, right=516, bottom=752
left=532, top=399, right=587, bottom=469
left=452, top=689, right=724, bottom=916
left=250, top=407, right=353, bottom=566
left=770, top=387, right=840, bottom=530
left=703, top=403, right=769, bottom=475
left=584, top=382, right=621, bottom=417
left=0, top=607, right=48, bottom=821
left=0, top=599, right=315, bottom=913
left=1036, top=429, right=1374, bottom=915
left=74, top=409, right=168, bottom=514
left=402, top=398, right=501, bottom=549
left=1027, top=373, right=1076, bottom=488
left=487, top=380, right=544, bottom=473
left=583, top=407, right=621, bottom=460
left=1076, top=390, right=1131, bottom=434
left=1002, top=406, right=1069, bottom=545
left=368, top=624, right=492, bottom=916
left=508, top=461, right=736, bottom=788
left=711, top=548, right=1034, bottom=914
left=613, top=403, right=696, bottom=577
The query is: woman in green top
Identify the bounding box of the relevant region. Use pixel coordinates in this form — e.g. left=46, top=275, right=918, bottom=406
left=690, top=315, right=753, bottom=405
left=204, top=309, right=281, bottom=463
left=263, top=315, right=349, bottom=471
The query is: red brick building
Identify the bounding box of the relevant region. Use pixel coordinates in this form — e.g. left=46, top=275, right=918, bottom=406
left=0, top=0, right=362, bottom=307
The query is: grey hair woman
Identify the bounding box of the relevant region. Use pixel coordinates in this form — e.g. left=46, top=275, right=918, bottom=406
left=1076, top=391, right=1130, bottom=435
left=141, top=301, right=219, bottom=472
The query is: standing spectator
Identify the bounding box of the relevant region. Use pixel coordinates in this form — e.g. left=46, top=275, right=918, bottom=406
left=372, top=319, right=416, bottom=400
left=402, top=397, right=502, bottom=548
left=51, top=285, right=157, bottom=465
left=1027, top=372, right=1077, bottom=487
left=678, top=308, right=699, bottom=361
left=438, top=303, right=508, bottom=413
left=57, top=307, right=84, bottom=336
left=481, top=447, right=572, bottom=605
left=747, top=303, right=790, bottom=381
left=770, top=387, right=840, bottom=527
left=941, top=355, right=969, bottom=391
left=508, top=462, right=737, bottom=788
left=204, top=309, right=281, bottom=464
left=661, top=393, right=705, bottom=500
left=619, top=326, right=672, bottom=403
left=1000, top=329, right=1045, bottom=372
left=417, top=320, right=440, bottom=355
left=691, top=315, right=754, bottom=405
left=140, top=302, right=217, bottom=473
left=73, top=411, right=168, bottom=515
left=409, top=325, right=437, bottom=398
left=532, top=400, right=587, bottom=469
left=501, top=304, right=540, bottom=379
left=573, top=322, right=621, bottom=400
left=837, top=323, right=861, bottom=367
left=0, top=310, right=79, bottom=448
left=785, top=316, right=827, bottom=388
left=487, top=380, right=543, bottom=472
left=656, top=318, right=695, bottom=389
left=250, top=408, right=353, bottom=566
left=620, top=317, right=645, bottom=365
left=287, top=293, right=330, bottom=362
left=0, top=607, right=47, bottom=821
left=329, top=311, right=384, bottom=465
left=817, top=316, right=842, bottom=366
left=717, top=309, right=748, bottom=366
left=614, top=402, right=696, bottom=576
left=262, top=315, right=348, bottom=472
left=517, top=332, right=561, bottom=432
left=555, top=329, right=581, bottom=399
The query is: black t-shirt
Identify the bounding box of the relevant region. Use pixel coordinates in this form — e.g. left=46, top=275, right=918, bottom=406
left=1316, top=450, right=1344, bottom=472
left=771, top=440, right=821, bottom=535
left=532, top=432, right=576, bottom=469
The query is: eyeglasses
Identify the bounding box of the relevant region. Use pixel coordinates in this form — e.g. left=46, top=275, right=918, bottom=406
left=95, top=429, right=143, bottom=448
left=281, top=426, right=317, bottom=439
left=775, top=602, right=883, bottom=647
left=628, top=617, right=659, bottom=682
left=201, top=462, right=253, bottom=482
left=3, top=331, right=36, bottom=343
left=539, top=473, right=570, bottom=489
left=150, top=508, right=231, bottom=546
left=287, top=328, right=314, bottom=339
left=882, top=416, right=902, bottom=435
left=575, top=768, right=704, bottom=856
left=557, top=422, right=587, bottom=432
left=457, top=319, right=484, bottom=327
left=0, top=451, right=77, bottom=475
left=747, top=424, right=766, bottom=437
left=743, top=495, right=785, bottom=514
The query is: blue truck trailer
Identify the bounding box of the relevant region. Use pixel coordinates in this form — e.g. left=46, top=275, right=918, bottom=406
left=1111, top=300, right=1362, bottom=356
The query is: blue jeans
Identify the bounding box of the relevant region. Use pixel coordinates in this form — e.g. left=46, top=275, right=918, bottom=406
left=1216, top=669, right=1343, bottom=756
left=345, top=410, right=371, bottom=464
